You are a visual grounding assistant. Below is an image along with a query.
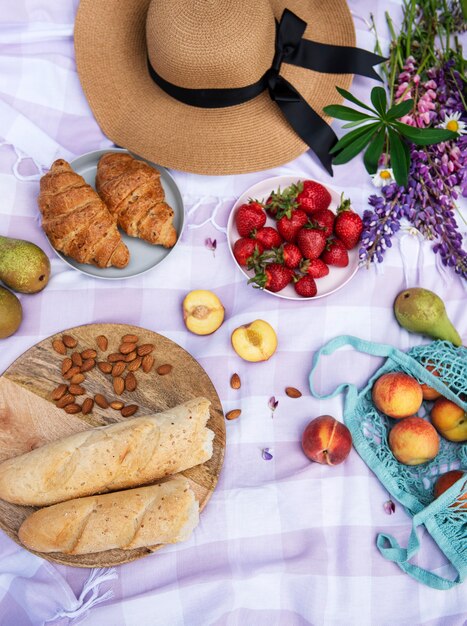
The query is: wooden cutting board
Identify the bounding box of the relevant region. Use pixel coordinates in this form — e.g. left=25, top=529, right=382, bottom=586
left=0, top=323, right=225, bottom=568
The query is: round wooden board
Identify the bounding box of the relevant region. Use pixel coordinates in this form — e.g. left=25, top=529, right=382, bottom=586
left=0, top=323, right=225, bottom=568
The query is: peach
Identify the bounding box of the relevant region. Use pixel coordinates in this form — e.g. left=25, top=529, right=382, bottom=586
left=183, top=290, right=225, bottom=335
left=420, top=363, right=442, bottom=401
left=388, top=417, right=439, bottom=465
left=231, top=319, right=277, bottom=362
left=372, top=372, right=423, bottom=419
left=430, top=398, right=467, bottom=442
left=433, top=470, right=466, bottom=509
left=302, top=415, right=352, bottom=465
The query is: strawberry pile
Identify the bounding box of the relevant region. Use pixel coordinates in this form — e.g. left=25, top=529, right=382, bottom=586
left=232, top=180, right=363, bottom=298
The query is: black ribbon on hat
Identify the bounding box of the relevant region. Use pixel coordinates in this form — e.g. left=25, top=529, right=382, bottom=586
left=147, top=9, right=385, bottom=174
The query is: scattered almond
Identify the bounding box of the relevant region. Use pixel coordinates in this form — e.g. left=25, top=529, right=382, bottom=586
left=230, top=373, right=241, bottom=389
left=113, top=376, right=125, bottom=395
left=137, top=344, right=155, bottom=357
left=82, top=398, right=94, bottom=414
left=125, top=372, right=137, bottom=392
left=157, top=364, right=172, bottom=376
left=62, top=334, right=77, bottom=348
left=124, top=350, right=137, bottom=362
left=127, top=357, right=143, bottom=372
left=108, top=352, right=123, bottom=363
left=56, top=393, right=75, bottom=408
left=81, top=358, right=96, bottom=372
left=226, top=409, right=241, bottom=421
left=71, top=352, right=83, bottom=367
left=69, top=384, right=85, bottom=396
left=70, top=373, right=85, bottom=385
left=98, top=361, right=113, bottom=374
left=52, top=339, right=67, bottom=355
left=96, top=335, right=108, bottom=351
left=119, top=342, right=137, bottom=355
left=51, top=384, right=68, bottom=401
left=81, top=348, right=97, bottom=360
left=94, top=393, right=109, bottom=409
left=110, top=400, right=124, bottom=410
left=285, top=387, right=302, bottom=398
left=142, top=354, right=155, bottom=373
left=112, top=362, right=126, bottom=377
left=121, top=404, right=138, bottom=417
left=63, top=365, right=80, bottom=380
left=122, top=334, right=139, bottom=343
left=64, top=403, right=81, bottom=414
left=61, top=358, right=72, bottom=376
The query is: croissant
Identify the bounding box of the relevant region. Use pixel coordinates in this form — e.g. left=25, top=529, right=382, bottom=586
left=96, top=153, right=177, bottom=248
left=38, top=159, right=130, bottom=269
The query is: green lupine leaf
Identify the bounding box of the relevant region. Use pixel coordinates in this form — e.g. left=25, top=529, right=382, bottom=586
left=393, top=122, right=457, bottom=145
left=329, top=122, right=381, bottom=155
left=386, top=99, right=414, bottom=119
left=363, top=128, right=387, bottom=174
left=322, top=104, right=374, bottom=122
left=332, top=125, right=380, bottom=165
left=342, top=120, right=370, bottom=129
left=370, top=87, right=388, bottom=117
left=335, top=86, right=376, bottom=113
left=388, top=128, right=408, bottom=186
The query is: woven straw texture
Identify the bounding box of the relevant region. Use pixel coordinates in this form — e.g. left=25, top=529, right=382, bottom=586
left=74, top=0, right=355, bottom=174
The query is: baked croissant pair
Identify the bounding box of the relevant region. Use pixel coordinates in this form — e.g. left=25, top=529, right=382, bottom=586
left=38, top=153, right=177, bottom=269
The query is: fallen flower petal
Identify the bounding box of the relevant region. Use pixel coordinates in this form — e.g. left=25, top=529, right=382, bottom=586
left=262, top=448, right=274, bottom=461
left=383, top=499, right=396, bottom=515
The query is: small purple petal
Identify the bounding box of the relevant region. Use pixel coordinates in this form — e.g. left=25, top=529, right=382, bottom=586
left=262, top=448, right=273, bottom=461
left=383, top=499, right=396, bottom=515
left=268, top=396, right=279, bottom=412
left=205, top=238, right=217, bottom=254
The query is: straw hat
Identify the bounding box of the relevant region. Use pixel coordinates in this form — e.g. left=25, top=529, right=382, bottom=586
left=75, top=0, right=357, bottom=175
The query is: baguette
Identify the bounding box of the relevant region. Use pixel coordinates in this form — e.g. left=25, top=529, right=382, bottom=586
left=0, top=397, right=213, bottom=506
left=18, top=476, right=198, bottom=555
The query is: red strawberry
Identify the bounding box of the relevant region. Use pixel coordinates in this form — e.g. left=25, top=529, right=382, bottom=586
left=235, top=202, right=266, bottom=237
left=265, top=184, right=299, bottom=218
left=277, top=209, right=308, bottom=242
left=297, top=226, right=327, bottom=260
left=279, top=243, right=303, bottom=269
left=297, top=181, right=331, bottom=214
left=300, top=258, right=330, bottom=278
left=233, top=238, right=264, bottom=267
left=321, top=238, right=349, bottom=267
left=333, top=196, right=363, bottom=249
left=309, top=208, right=335, bottom=238
left=252, top=227, right=283, bottom=250
left=294, top=275, right=317, bottom=297
left=251, top=263, right=293, bottom=293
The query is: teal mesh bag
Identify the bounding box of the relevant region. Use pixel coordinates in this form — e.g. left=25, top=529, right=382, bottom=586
left=308, top=335, right=467, bottom=590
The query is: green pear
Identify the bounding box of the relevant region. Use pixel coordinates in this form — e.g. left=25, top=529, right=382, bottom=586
left=0, top=235, right=50, bottom=293
left=0, top=286, right=22, bottom=338
left=394, top=288, right=462, bottom=347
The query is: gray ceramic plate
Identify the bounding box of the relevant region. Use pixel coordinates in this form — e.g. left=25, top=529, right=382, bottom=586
left=50, top=148, right=185, bottom=280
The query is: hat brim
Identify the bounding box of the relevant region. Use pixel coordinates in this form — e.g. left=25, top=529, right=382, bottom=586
left=74, top=0, right=355, bottom=175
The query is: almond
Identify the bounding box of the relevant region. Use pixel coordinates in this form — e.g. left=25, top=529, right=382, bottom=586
left=98, top=361, right=113, bottom=374
left=63, top=366, right=80, bottom=380
left=96, top=335, right=108, bottom=351
left=137, top=344, right=155, bottom=357
left=81, top=348, right=97, bottom=360
left=124, top=350, right=137, bottom=362
left=125, top=372, right=137, bottom=392
left=64, top=403, right=81, bottom=414
left=285, top=387, right=302, bottom=398
left=112, top=362, right=126, bottom=377
left=61, top=358, right=72, bottom=376
left=122, top=334, right=139, bottom=343
left=71, top=352, right=83, bottom=367
left=142, top=354, right=155, bottom=373
left=156, top=364, right=172, bottom=376
left=226, top=409, right=241, bottom=421
left=230, top=373, right=241, bottom=389
left=56, top=393, right=75, bottom=408
left=69, top=384, right=85, bottom=396
left=110, top=400, right=124, bottom=410
left=82, top=398, right=94, bottom=415
left=113, top=376, right=125, bottom=395
left=81, top=358, right=96, bottom=372
left=70, top=373, right=85, bottom=385
left=119, top=342, right=137, bottom=355
left=51, top=384, right=68, bottom=401
left=108, top=352, right=124, bottom=363
left=94, top=393, right=109, bottom=409
left=127, top=357, right=143, bottom=372
left=62, top=334, right=77, bottom=348
left=121, top=404, right=138, bottom=417
left=52, top=339, right=67, bottom=355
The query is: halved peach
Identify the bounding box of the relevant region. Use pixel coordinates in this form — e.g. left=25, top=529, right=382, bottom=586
left=231, top=319, right=277, bottom=362
left=183, top=290, right=225, bottom=335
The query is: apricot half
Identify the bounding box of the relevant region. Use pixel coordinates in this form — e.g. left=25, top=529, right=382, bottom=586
left=183, top=290, right=225, bottom=335
left=231, top=319, right=277, bottom=362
